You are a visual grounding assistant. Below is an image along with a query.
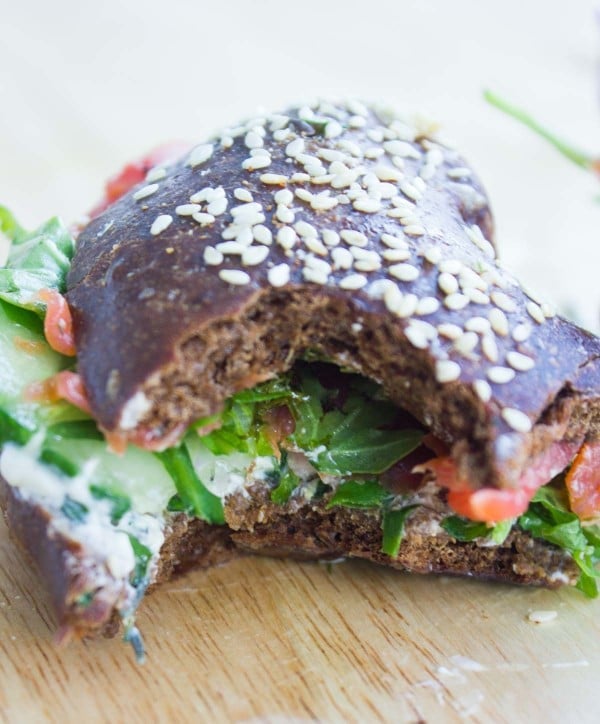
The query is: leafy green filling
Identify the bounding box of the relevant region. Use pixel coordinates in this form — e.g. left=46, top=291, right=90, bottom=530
left=518, top=485, right=600, bottom=597
left=441, top=515, right=513, bottom=545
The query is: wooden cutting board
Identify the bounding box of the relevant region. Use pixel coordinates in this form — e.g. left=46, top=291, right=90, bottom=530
left=0, top=516, right=598, bottom=723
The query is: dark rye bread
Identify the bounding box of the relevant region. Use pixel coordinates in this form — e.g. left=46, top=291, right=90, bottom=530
left=66, top=100, right=600, bottom=491
left=0, top=475, right=578, bottom=640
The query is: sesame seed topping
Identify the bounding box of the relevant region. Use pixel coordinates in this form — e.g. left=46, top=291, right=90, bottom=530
left=187, top=144, right=214, bottom=167
left=203, top=246, right=223, bottom=266
left=454, top=331, right=479, bottom=356
left=244, top=131, right=263, bottom=149
left=487, top=366, right=516, bottom=384
left=473, top=379, right=492, bottom=403
left=145, top=167, right=167, bottom=183
left=383, top=284, right=404, bottom=313
left=381, top=232, right=408, bottom=249
left=340, top=229, right=368, bottom=247
left=176, top=203, right=201, bottom=216
left=311, top=194, right=339, bottom=211
left=302, top=267, right=329, bottom=285
left=502, top=407, right=532, bottom=433
left=234, top=188, right=253, bottom=202
left=465, top=316, right=491, bottom=334
left=438, top=259, right=463, bottom=275
left=382, top=248, right=411, bottom=262
left=268, top=263, right=290, bottom=287
left=438, top=272, right=459, bottom=295
left=512, top=323, right=531, bottom=342
left=295, top=188, right=313, bottom=203
left=277, top=226, right=297, bottom=250
left=447, top=167, right=472, bottom=179
left=150, top=214, right=173, bottom=236
left=437, top=323, right=463, bottom=340
left=416, top=297, right=440, bottom=316
left=261, top=173, right=288, bottom=186
left=405, top=324, right=430, bottom=350
left=403, top=224, right=426, bottom=237
left=216, top=241, right=245, bottom=255
left=541, top=302, right=556, bottom=319
left=207, top=197, right=228, bottom=216
left=396, top=293, right=418, bottom=318
left=305, top=237, right=328, bottom=256
left=290, top=172, right=311, bottom=183
left=331, top=247, right=354, bottom=270
left=242, top=155, right=271, bottom=171
left=252, top=225, right=272, bottom=245
left=219, top=269, right=250, bottom=286
left=294, top=221, right=318, bottom=239
left=527, top=301, right=545, bottom=324
left=275, top=205, right=295, bottom=224
left=325, top=120, right=343, bottom=138
left=353, top=197, right=382, bottom=213
left=444, top=293, right=469, bottom=311
left=389, top=263, right=419, bottom=282
left=491, top=291, right=517, bottom=313
left=488, top=308, right=509, bottom=336
left=133, top=183, right=159, bottom=201
left=435, top=360, right=461, bottom=383
left=275, top=189, right=294, bottom=206
left=465, top=288, right=490, bottom=305
left=322, top=229, right=340, bottom=246
left=482, top=334, right=499, bottom=362
left=506, top=351, right=535, bottom=372
left=242, top=245, right=270, bottom=266
left=374, top=165, right=403, bottom=182
left=423, top=246, right=442, bottom=265
left=339, top=273, right=368, bottom=290
left=192, top=212, right=215, bottom=226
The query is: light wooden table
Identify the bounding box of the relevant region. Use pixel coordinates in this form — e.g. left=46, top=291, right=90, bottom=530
left=1, top=515, right=599, bottom=723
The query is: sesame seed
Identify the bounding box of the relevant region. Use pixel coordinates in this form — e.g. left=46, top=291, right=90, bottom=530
left=150, top=214, right=173, bottom=235
left=275, top=205, right=295, bottom=224
left=192, top=212, right=215, bottom=226
left=234, top=188, right=253, bottom=203
left=207, top=197, right=228, bottom=216
left=294, top=221, right=318, bottom=238
left=311, top=194, right=338, bottom=211
left=405, top=325, right=430, bottom=350
left=220, top=136, right=234, bottom=148
left=396, top=293, right=418, bottom=318
left=512, top=323, right=531, bottom=342
left=541, top=302, right=556, bottom=318
left=354, top=257, right=381, bottom=272
left=506, top=351, right=535, bottom=372
left=367, top=128, right=384, bottom=143
left=340, top=229, right=368, bottom=248
left=439, top=259, right=463, bottom=275
left=275, top=189, right=294, bottom=206
left=187, top=144, right=214, bottom=167
left=437, top=323, right=463, bottom=340
left=383, top=140, right=420, bottom=158
left=277, top=226, right=297, bottom=250
left=325, top=120, right=343, bottom=138
left=219, top=269, right=251, bottom=285
left=423, top=246, right=442, bottom=265
left=235, top=227, right=253, bottom=246
left=465, top=316, right=491, bottom=334
left=242, top=155, right=271, bottom=171
left=145, top=167, right=167, bottom=183
left=454, top=331, right=479, bottom=355
left=353, top=197, right=381, bottom=213
left=204, top=246, right=223, bottom=266
left=295, top=188, right=314, bottom=203
left=527, top=610, right=557, bottom=624
left=527, top=301, right=545, bottom=324
left=482, top=334, right=499, bottom=362
left=176, top=203, right=201, bottom=216
left=216, top=241, right=245, bottom=255
left=253, top=225, right=273, bottom=245
left=290, top=172, right=311, bottom=184
left=305, top=237, right=328, bottom=256
left=383, top=284, right=404, bottom=313
left=322, top=229, right=340, bottom=247
left=403, top=224, right=426, bottom=237
left=337, top=139, right=362, bottom=157
left=438, top=272, right=459, bottom=295
left=367, top=278, right=396, bottom=300
left=133, top=183, right=159, bottom=201
left=331, top=247, right=353, bottom=270
left=400, top=181, right=422, bottom=202
left=491, top=291, right=517, bottom=313
left=268, top=263, right=290, bottom=287
left=244, top=131, right=263, bottom=149
left=302, top=267, right=329, bottom=285
left=473, top=379, right=492, bottom=403
left=444, top=293, right=469, bottom=311
left=416, top=297, right=440, bottom=316
left=374, top=165, right=403, bottom=182
left=489, top=308, right=509, bottom=336
left=189, top=187, right=211, bottom=203
left=250, top=147, right=270, bottom=157
left=381, top=232, right=408, bottom=249
left=286, top=138, right=305, bottom=157
left=464, top=224, right=495, bottom=257
left=487, top=366, right=516, bottom=384
left=318, top=148, right=345, bottom=162
left=436, top=360, right=461, bottom=383
left=465, top=288, right=490, bottom=305
left=339, top=273, right=368, bottom=290
left=273, top=129, right=291, bottom=142
left=382, top=248, right=411, bottom=262
left=390, top=263, right=419, bottom=282
left=447, top=167, right=472, bottom=179
left=502, top=407, right=532, bottom=433
left=261, top=173, right=288, bottom=186
left=242, top=245, right=270, bottom=266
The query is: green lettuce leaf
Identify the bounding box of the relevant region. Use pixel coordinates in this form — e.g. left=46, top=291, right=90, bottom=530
left=441, top=515, right=514, bottom=545
left=382, top=505, right=418, bottom=557
left=518, top=485, right=600, bottom=597
left=326, top=479, right=390, bottom=509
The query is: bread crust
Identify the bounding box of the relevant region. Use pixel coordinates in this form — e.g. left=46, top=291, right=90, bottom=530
left=66, top=101, right=600, bottom=490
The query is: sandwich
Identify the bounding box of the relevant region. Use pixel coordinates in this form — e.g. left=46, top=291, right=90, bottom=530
left=1, top=99, right=599, bottom=659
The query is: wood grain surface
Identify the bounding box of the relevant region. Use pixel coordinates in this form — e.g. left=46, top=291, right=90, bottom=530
left=1, top=514, right=599, bottom=724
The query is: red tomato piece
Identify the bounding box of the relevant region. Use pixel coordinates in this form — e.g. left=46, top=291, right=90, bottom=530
left=565, top=442, right=600, bottom=519
left=37, top=289, right=76, bottom=357
left=25, top=371, right=90, bottom=415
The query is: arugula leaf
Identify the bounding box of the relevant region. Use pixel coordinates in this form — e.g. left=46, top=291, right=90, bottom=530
left=127, top=534, right=153, bottom=589
left=0, top=215, right=76, bottom=312
left=441, top=515, right=489, bottom=541
left=60, top=496, right=88, bottom=522
left=269, top=450, right=300, bottom=504
left=326, top=479, right=390, bottom=509
left=382, top=506, right=418, bottom=557
left=484, top=90, right=592, bottom=170
left=0, top=206, right=26, bottom=243
left=518, top=485, right=600, bottom=597
left=155, top=444, right=225, bottom=524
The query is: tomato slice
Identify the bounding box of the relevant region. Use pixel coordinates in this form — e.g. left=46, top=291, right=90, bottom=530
left=565, top=442, right=600, bottom=519
left=447, top=487, right=534, bottom=522
left=37, top=289, right=76, bottom=357
left=25, top=370, right=91, bottom=415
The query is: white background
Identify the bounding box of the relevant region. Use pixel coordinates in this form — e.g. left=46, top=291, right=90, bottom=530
left=1, top=0, right=599, bottom=330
